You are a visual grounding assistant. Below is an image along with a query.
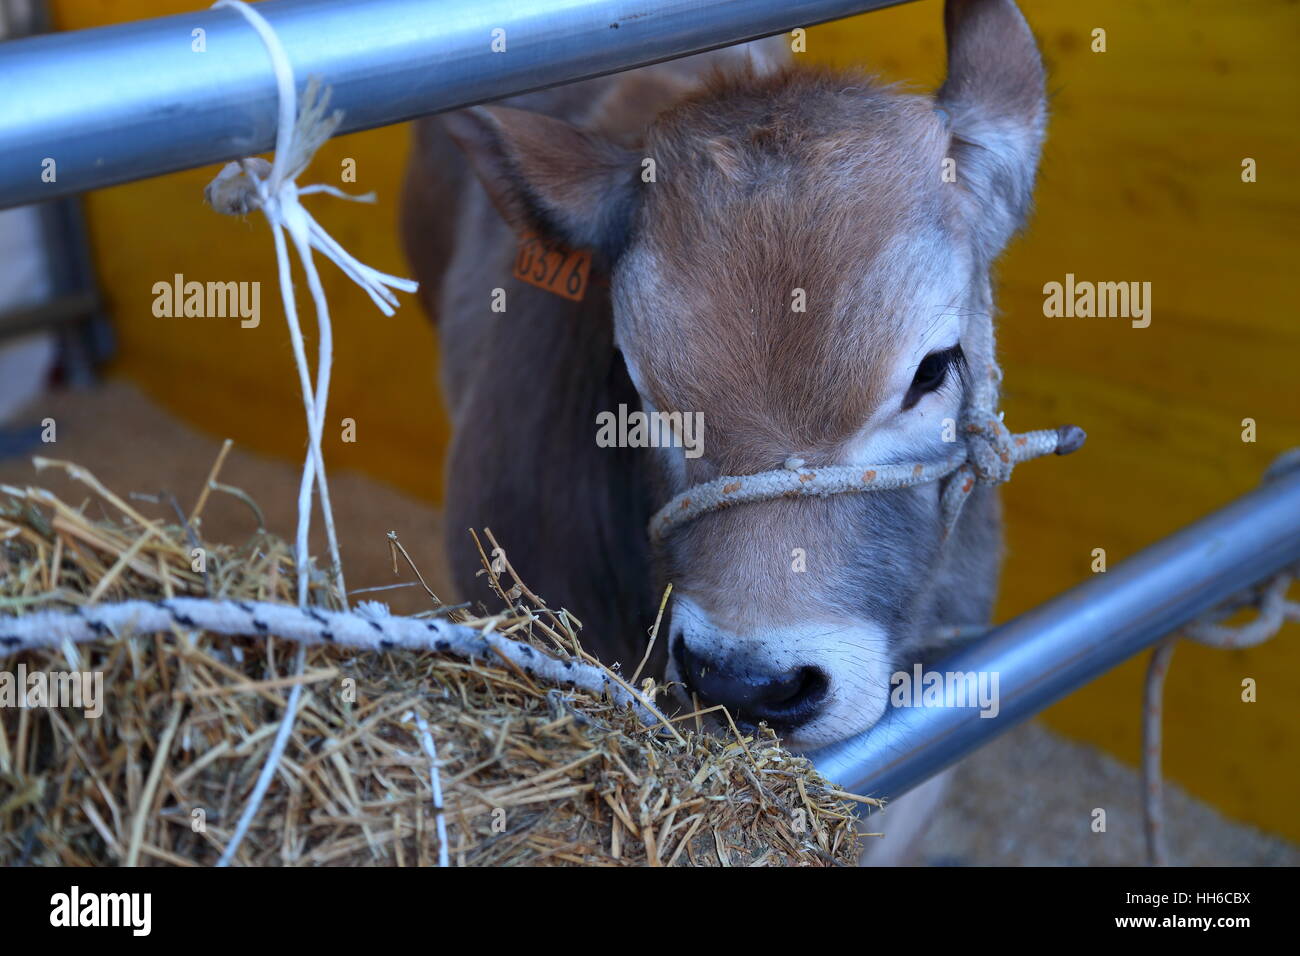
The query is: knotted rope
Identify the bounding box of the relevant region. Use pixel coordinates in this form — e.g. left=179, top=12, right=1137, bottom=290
left=1141, top=448, right=1300, bottom=866
left=204, top=0, right=417, bottom=610
left=649, top=294, right=1086, bottom=544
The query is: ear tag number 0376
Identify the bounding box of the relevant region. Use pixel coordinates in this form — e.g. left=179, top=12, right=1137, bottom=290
left=512, top=231, right=592, bottom=302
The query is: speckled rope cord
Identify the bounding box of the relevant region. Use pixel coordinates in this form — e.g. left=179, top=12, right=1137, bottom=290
left=648, top=302, right=1087, bottom=545
left=0, top=597, right=657, bottom=725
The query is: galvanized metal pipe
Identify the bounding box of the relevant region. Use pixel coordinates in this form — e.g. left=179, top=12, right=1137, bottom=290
left=0, top=0, right=908, bottom=209
left=811, top=463, right=1300, bottom=800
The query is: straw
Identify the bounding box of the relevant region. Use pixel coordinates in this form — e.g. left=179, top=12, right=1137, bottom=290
left=0, top=455, right=864, bottom=866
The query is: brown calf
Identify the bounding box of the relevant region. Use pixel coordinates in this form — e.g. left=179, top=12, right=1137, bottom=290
left=401, top=0, right=1045, bottom=759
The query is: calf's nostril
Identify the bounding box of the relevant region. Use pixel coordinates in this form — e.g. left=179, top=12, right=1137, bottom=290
left=771, top=666, right=828, bottom=710
left=673, top=639, right=828, bottom=730
left=671, top=635, right=688, bottom=674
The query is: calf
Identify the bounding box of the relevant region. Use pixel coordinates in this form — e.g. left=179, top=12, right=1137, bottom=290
left=403, top=0, right=1048, bottom=859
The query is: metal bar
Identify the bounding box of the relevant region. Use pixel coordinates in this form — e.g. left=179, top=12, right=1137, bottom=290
left=811, top=463, right=1300, bottom=800
left=0, top=0, right=908, bottom=209
left=0, top=292, right=98, bottom=342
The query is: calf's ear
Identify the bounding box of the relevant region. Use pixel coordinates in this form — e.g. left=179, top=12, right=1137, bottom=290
left=439, top=105, right=641, bottom=261
left=937, top=0, right=1047, bottom=257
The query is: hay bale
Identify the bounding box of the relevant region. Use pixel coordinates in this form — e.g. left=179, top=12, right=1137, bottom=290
left=0, top=459, right=863, bottom=866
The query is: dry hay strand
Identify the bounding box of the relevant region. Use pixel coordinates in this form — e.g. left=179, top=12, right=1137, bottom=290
left=0, top=456, right=865, bottom=866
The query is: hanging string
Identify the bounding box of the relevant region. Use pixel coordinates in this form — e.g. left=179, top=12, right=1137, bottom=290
left=1141, top=449, right=1300, bottom=865
left=201, top=0, right=417, bottom=866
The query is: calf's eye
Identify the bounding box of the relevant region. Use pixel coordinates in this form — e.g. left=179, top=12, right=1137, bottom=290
left=902, top=345, right=963, bottom=410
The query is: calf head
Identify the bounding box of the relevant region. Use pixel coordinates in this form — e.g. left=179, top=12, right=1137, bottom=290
left=443, top=0, right=1046, bottom=748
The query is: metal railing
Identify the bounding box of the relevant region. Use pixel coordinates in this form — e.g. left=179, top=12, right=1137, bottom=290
left=811, top=463, right=1300, bottom=800
left=0, top=0, right=907, bottom=209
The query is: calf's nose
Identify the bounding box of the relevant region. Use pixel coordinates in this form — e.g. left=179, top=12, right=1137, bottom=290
left=673, top=637, right=828, bottom=732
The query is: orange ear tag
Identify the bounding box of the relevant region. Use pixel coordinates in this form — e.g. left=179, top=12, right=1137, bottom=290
left=512, top=230, right=593, bottom=302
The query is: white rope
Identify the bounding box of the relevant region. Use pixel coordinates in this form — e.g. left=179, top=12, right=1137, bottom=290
left=648, top=427, right=1074, bottom=544
left=1141, top=448, right=1300, bottom=866
left=199, top=0, right=416, bottom=866
left=651, top=452, right=963, bottom=544
left=414, top=714, right=451, bottom=867
left=1140, top=635, right=1177, bottom=867
left=205, top=0, right=417, bottom=609
left=0, top=597, right=655, bottom=723
left=217, top=643, right=305, bottom=867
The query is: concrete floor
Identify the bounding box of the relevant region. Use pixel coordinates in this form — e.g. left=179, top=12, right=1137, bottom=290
left=4, top=380, right=1297, bottom=866
left=0, top=380, right=444, bottom=619
left=917, top=720, right=1300, bottom=866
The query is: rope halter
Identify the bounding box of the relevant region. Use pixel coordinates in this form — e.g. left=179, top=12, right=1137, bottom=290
left=647, top=310, right=1086, bottom=545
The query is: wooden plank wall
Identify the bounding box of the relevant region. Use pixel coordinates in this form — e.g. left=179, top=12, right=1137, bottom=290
left=808, top=0, right=1300, bottom=840
left=52, top=0, right=447, bottom=503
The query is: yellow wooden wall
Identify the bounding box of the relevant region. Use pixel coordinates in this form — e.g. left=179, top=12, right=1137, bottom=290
left=807, top=0, right=1300, bottom=839
left=53, top=1, right=1299, bottom=840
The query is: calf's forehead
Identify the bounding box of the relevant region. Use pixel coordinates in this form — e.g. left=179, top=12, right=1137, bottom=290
left=614, top=186, right=970, bottom=464
left=608, top=80, right=975, bottom=464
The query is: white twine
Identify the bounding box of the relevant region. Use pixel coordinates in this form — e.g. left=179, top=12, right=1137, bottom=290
left=414, top=714, right=451, bottom=867
left=206, top=0, right=417, bottom=610
left=648, top=428, right=1069, bottom=544
left=217, top=644, right=305, bottom=867
left=1141, top=448, right=1300, bottom=866
left=199, top=0, right=417, bottom=866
